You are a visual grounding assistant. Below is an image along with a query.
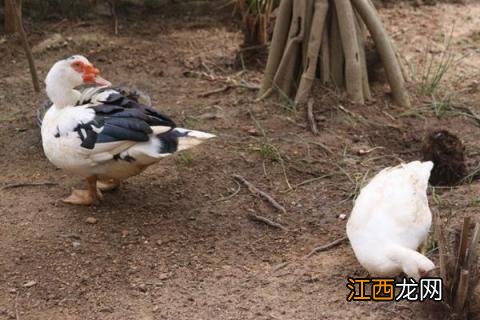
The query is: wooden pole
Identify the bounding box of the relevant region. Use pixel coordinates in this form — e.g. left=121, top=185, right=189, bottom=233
left=351, top=0, right=410, bottom=107
left=4, top=0, right=17, bottom=33
left=9, top=0, right=40, bottom=93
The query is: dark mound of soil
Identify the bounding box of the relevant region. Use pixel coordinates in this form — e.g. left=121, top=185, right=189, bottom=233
left=421, top=129, right=466, bottom=186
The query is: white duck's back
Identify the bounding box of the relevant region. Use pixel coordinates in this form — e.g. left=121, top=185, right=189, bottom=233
left=346, top=161, right=434, bottom=277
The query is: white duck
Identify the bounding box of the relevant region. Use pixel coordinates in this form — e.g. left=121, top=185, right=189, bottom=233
left=346, top=161, right=435, bottom=280
left=41, top=55, right=215, bottom=205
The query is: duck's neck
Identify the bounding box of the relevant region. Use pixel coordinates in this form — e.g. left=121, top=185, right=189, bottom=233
left=45, top=74, right=80, bottom=109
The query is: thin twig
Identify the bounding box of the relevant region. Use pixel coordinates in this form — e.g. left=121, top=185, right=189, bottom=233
left=1, top=182, right=58, bottom=190
left=293, top=173, right=336, bottom=189
left=213, top=179, right=241, bottom=203
left=305, top=236, right=348, bottom=258
left=233, top=175, right=287, bottom=214
left=307, top=98, right=319, bottom=135
left=309, top=141, right=333, bottom=155
left=248, top=212, right=288, bottom=231
left=198, top=86, right=231, bottom=97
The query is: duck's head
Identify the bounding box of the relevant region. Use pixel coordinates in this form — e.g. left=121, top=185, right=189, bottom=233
left=46, top=55, right=111, bottom=107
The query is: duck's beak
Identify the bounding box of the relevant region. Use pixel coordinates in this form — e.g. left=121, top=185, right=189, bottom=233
left=83, top=64, right=111, bottom=87
left=92, top=75, right=111, bottom=87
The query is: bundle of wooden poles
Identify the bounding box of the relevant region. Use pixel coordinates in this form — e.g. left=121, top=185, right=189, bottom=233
left=259, top=0, right=410, bottom=107
left=435, top=216, right=480, bottom=317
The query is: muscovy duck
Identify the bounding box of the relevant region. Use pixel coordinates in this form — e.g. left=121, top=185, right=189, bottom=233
left=346, top=161, right=435, bottom=280
left=41, top=55, right=215, bottom=205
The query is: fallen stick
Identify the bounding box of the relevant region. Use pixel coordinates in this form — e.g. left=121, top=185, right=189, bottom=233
left=1, top=182, right=58, bottom=190
left=310, top=141, right=333, bottom=155
left=198, top=86, right=231, bottom=97
left=233, top=175, right=287, bottom=214
left=305, top=236, right=347, bottom=258
left=213, top=179, right=241, bottom=203
left=307, top=98, right=319, bottom=135
left=248, top=212, right=288, bottom=231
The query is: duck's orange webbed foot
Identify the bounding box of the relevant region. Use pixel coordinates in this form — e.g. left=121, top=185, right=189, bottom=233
left=63, top=176, right=102, bottom=205
left=97, top=179, right=120, bottom=192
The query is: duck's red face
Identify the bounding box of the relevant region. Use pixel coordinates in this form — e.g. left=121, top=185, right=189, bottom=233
left=71, top=60, right=111, bottom=86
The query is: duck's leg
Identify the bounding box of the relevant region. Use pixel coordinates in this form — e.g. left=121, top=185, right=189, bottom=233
left=63, top=176, right=102, bottom=205
left=97, top=178, right=120, bottom=192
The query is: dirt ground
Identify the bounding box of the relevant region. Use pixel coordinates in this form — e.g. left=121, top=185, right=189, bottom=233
left=1, top=2, right=480, bottom=320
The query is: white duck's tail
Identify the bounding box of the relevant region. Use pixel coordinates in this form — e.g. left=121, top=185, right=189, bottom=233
left=404, top=160, right=434, bottom=190
left=172, top=128, right=216, bottom=151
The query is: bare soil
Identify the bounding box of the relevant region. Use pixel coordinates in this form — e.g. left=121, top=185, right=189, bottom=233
left=0, top=2, right=479, bottom=319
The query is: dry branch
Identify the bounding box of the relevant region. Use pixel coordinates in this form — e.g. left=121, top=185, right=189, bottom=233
left=307, top=98, right=319, bottom=134
left=305, top=236, right=347, bottom=258
left=1, top=182, right=58, bottom=190
left=248, top=213, right=288, bottom=231
left=233, top=175, right=287, bottom=214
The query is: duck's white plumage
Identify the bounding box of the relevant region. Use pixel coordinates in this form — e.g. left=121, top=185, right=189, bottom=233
left=41, top=55, right=215, bottom=204
left=346, top=161, right=435, bottom=280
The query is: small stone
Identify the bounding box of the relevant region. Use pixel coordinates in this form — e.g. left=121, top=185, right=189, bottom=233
left=247, top=128, right=259, bottom=136
left=156, top=240, right=163, bottom=246
left=23, top=280, right=37, bottom=288
left=86, top=217, right=98, bottom=224
left=72, top=241, right=81, bottom=248
left=159, top=273, right=169, bottom=280
left=9, top=288, right=16, bottom=293
left=338, top=214, right=347, bottom=220
left=121, top=230, right=129, bottom=238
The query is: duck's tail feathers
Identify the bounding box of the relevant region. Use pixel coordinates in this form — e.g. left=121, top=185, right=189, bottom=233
left=174, top=128, right=216, bottom=151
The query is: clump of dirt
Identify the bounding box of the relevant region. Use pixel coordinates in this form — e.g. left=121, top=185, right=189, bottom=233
left=421, top=129, right=466, bottom=186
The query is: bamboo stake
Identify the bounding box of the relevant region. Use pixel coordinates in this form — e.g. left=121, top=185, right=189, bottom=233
left=295, top=0, right=329, bottom=104
left=351, top=0, right=410, bottom=107
left=9, top=0, right=40, bottom=92
left=353, top=9, right=371, bottom=101
left=302, top=0, right=315, bottom=69
left=260, top=0, right=293, bottom=95
left=454, top=269, right=470, bottom=312
left=334, top=0, right=364, bottom=104
left=329, top=9, right=344, bottom=88
left=272, top=0, right=307, bottom=96
left=434, top=216, right=450, bottom=300
left=4, top=0, right=17, bottom=33
left=319, top=22, right=330, bottom=85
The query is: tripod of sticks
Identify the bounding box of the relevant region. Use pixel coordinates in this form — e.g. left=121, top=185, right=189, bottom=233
left=259, top=0, right=410, bottom=107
